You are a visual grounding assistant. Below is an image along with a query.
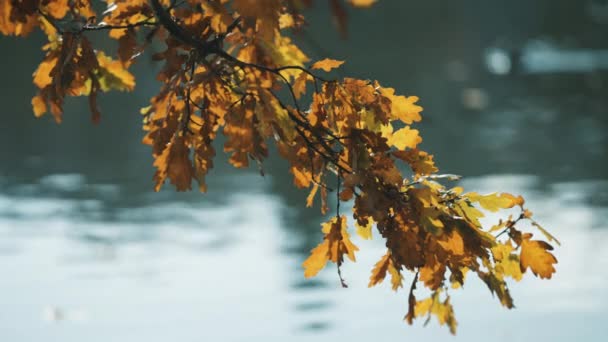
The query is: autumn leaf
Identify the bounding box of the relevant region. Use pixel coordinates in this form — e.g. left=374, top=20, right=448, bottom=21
left=347, top=0, right=378, bottom=7
left=31, top=95, right=47, bottom=118
left=520, top=234, right=557, bottom=279
left=389, top=127, right=422, bottom=150
left=380, top=87, right=423, bottom=124
left=312, top=58, right=345, bottom=72
left=466, top=192, right=517, bottom=212
left=355, top=219, right=373, bottom=240
left=492, top=242, right=522, bottom=281
left=368, top=252, right=390, bottom=287
left=303, top=216, right=359, bottom=277
left=303, top=240, right=330, bottom=278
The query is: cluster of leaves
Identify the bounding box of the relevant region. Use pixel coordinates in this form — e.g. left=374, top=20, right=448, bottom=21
left=1, top=0, right=558, bottom=334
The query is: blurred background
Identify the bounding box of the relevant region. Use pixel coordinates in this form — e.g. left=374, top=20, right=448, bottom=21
left=1, top=0, right=607, bottom=341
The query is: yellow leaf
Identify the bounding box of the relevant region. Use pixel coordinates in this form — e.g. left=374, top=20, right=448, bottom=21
left=520, top=235, right=557, bottom=279
left=466, top=192, right=516, bottom=212
left=292, top=71, right=310, bottom=99
left=291, top=167, right=312, bottom=188
left=303, top=216, right=359, bottom=278
left=232, top=0, right=281, bottom=41
left=492, top=243, right=522, bottom=281
left=387, top=262, right=403, bottom=291
left=306, top=182, right=319, bottom=208
left=311, top=58, right=345, bottom=72
left=31, top=95, right=47, bottom=117
left=44, top=0, right=70, bottom=18
left=262, top=36, right=309, bottom=81
left=347, top=0, right=378, bottom=7
left=389, top=127, right=422, bottom=150
left=96, top=52, right=135, bottom=91
left=454, top=201, right=485, bottom=228
left=33, top=57, right=57, bottom=89
left=437, top=230, right=465, bottom=255
left=368, top=252, right=390, bottom=287
left=379, top=87, right=423, bottom=124
left=355, top=219, right=373, bottom=240
left=302, top=240, right=330, bottom=278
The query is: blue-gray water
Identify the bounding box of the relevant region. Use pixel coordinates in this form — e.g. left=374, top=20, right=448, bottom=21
left=1, top=1, right=607, bottom=341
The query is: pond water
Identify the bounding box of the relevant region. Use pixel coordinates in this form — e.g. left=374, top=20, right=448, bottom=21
left=1, top=1, right=607, bottom=341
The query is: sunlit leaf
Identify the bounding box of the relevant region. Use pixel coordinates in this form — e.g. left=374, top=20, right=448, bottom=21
left=312, top=58, right=345, bottom=72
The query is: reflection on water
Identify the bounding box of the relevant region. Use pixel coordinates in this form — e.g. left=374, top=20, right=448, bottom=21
left=1, top=0, right=608, bottom=340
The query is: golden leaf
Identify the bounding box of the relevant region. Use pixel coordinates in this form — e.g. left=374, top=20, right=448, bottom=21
left=368, top=252, right=390, bottom=287
left=355, top=219, right=373, bottom=240
left=96, top=52, right=135, bottom=91
left=466, top=192, right=517, bottom=212
left=306, top=183, right=319, bottom=208
left=389, top=127, right=422, bottom=150
left=303, top=240, right=330, bottom=278
left=311, top=58, right=345, bottom=72
left=347, top=0, right=378, bottom=7
left=292, top=71, right=311, bottom=99
left=303, top=216, right=359, bottom=277
left=491, top=243, right=522, bottom=281
left=31, top=95, right=47, bottom=117
left=379, top=87, right=423, bottom=124
left=44, top=0, right=70, bottom=18
left=387, top=262, right=403, bottom=291
left=520, top=235, right=557, bottom=279
left=33, top=57, right=58, bottom=89
left=437, top=230, right=465, bottom=256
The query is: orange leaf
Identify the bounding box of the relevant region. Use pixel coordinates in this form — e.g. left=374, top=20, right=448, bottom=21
left=347, top=0, right=378, bottom=7
left=520, top=235, right=557, bottom=279
left=368, top=252, right=390, bottom=287
left=31, top=95, right=47, bottom=117
left=303, top=240, right=330, bottom=278
left=312, top=58, right=345, bottom=72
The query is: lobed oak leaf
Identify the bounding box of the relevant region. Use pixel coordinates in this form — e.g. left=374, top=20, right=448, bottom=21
left=292, top=71, right=311, bottom=99
left=379, top=87, right=422, bottom=124
left=389, top=127, right=422, bottom=150
left=311, top=58, right=345, bottom=72
left=153, top=136, right=194, bottom=192
left=392, top=149, right=438, bottom=175
left=233, top=0, right=281, bottom=41
left=303, top=240, right=330, bottom=278
left=368, top=252, right=390, bottom=287
left=520, top=235, right=557, bottom=279
left=437, top=230, right=465, bottom=256
left=454, top=201, right=485, bottom=228
left=466, top=192, right=517, bottom=212
left=419, top=259, right=446, bottom=290
left=304, top=216, right=359, bottom=278
left=96, top=52, right=135, bottom=91
left=491, top=243, right=522, bottom=281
